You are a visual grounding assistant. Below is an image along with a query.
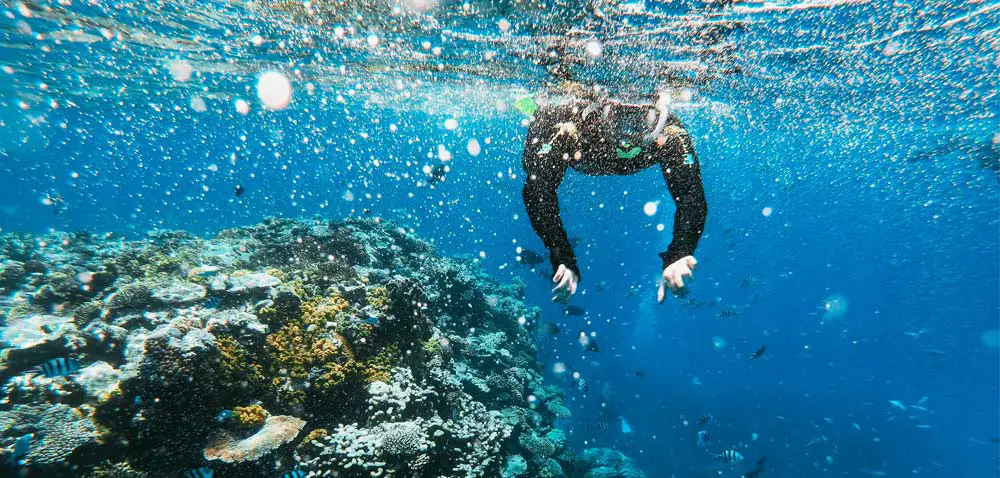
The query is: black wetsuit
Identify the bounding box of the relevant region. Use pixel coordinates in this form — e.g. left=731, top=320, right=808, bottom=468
left=521, top=98, right=708, bottom=280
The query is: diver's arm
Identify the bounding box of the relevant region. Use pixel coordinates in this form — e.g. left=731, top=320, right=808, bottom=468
left=521, top=139, right=580, bottom=281
left=657, top=128, right=708, bottom=271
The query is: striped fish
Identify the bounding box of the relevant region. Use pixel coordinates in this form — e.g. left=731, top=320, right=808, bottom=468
left=574, top=376, right=588, bottom=392
left=717, top=449, right=744, bottom=465
left=279, top=471, right=306, bottom=478
left=184, top=468, right=213, bottom=478
left=33, top=358, right=80, bottom=378
left=202, top=297, right=221, bottom=309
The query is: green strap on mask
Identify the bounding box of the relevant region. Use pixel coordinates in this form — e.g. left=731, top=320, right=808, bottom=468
left=514, top=95, right=538, bottom=116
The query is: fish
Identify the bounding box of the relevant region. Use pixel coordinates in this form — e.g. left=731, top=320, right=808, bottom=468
left=6, top=433, right=31, bottom=466
left=365, top=316, right=379, bottom=325
left=888, top=400, right=907, bottom=410
left=427, top=163, right=448, bottom=184
left=279, top=471, right=306, bottom=478
left=740, top=275, right=759, bottom=288
left=595, top=419, right=608, bottom=431
left=743, top=456, right=766, bottom=478
left=564, top=305, right=586, bottom=316
left=748, top=345, right=766, bottom=361
left=717, top=449, right=744, bottom=465
left=31, top=357, right=80, bottom=378
left=696, top=430, right=709, bottom=447
left=516, top=248, right=545, bottom=267
left=187, top=265, right=221, bottom=279
left=215, top=410, right=233, bottom=423
left=184, top=468, right=214, bottom=478
left=578, top=332, right=599, bottom=353
left=594, top=281, right=607, bottom=292
left=633, top=370, right=646, bottom=379
left=620, top=416, right=633, bottom=434
left=698, top=414, right=713, bottom=427
left=572, top=372, right=589, bottom=392
left=202, top=297, right=221, bottom=309
left=234, top=184, right=245, bottom=197
left=717, top=308, right=740, bottom=318
left=540, top=322, right=561, bottom=336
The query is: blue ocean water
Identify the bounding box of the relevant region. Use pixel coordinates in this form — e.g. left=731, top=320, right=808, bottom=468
left=0, top=1, right=997, bottom=477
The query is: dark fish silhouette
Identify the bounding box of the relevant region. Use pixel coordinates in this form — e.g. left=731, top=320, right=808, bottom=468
left=234, top=184, right=246, bottom=197
left=698, top=414, right=713, bottom=427
left=184, top=468, right=213, bottom=478
left=717, top=449, right=744, bottom=465
left=749, top=345, right=767, bottom=361
left=541, top=322, right=561, bottom=336
left=564, top=305, right=585, bottom=316
left=517, top=249, right=545, bottom=266
left=579, top=332, right=599, bottom=353
left=717, top=308, right=740, bottom=318
left=740, top=275, right=759, bottom=288
left=743, top=456, right=767, bottom=478
left=203, top=297, right=221, bottom=309
left=279, top=471, right=306, bottom=478
left=427, top=163, right=448, bottom=184
left=633, top=370, right=646, bottom=379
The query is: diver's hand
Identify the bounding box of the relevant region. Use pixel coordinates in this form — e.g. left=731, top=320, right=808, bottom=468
left=658, top=256, right=697, bottom=303
left=551, top=265, right=579, bottom=302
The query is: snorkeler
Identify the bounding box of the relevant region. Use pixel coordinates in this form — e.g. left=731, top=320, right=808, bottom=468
left=519, top=80, right=707, bottom=303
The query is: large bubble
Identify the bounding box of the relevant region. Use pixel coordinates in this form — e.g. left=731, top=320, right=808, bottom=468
left=981, top=329, right=999, bottom=349
left=821, top=294, right=849, bottom=321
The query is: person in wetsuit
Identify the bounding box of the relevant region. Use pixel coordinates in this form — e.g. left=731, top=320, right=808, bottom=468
left=520, top=82, right=708, bottom=302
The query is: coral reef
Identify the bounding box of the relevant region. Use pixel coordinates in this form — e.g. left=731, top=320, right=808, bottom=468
left=0, top=218, right=645, bottom=477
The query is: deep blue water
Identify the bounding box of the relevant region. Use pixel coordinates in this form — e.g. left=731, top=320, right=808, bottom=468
left=1, top=0, right=998, bottom=477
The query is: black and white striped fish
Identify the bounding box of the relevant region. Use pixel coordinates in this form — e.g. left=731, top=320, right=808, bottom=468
left=717, top=449, right=744, bottom=465
left=279, top=470, right=305, bottom=478
left=184, top=468, right=213, bottom=478
left=31, top=358, right=79, bottom=378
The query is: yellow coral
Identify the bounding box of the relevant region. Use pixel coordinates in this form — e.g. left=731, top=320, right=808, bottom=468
left=363, top=346, right=400, bottom=384
left=301, top=428, right=329, bottom=445
left=367, top=286, right=390, bottom=312
left=217, top=336, right=266, bottom=386
left=232, top=405, right=267, bottom=428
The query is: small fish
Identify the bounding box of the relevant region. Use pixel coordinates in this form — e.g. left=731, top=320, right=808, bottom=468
left=202, top=297, right=221, bottom=309
left=574, top=376, right=589, bottom=392
left=215, top=410, right=233, bottom=423
left=516, top=248, right=545, bottom=267
left=564, top=305, right=586, bottom=316
left=6, top=433, right=31, bottom=466
left=595, top=419, right=608, bottom=431
left=620, top=416, right=633, bottom=434
left=751, top=432, right=759, bottom=441
left=279, top=471, right=306, bottom=478
left=696, top=430, right=709, bottom=447
left=888, top=400, right=907, bottom=410
left=185, top=468, right=214, bottom=478
left=594, top=281, right=607, bottom=292
left=717, top=308, right=740, bottom=318
left=234, top=184, right=245, bottom=197
left=698, top=414, right=713, bottom=427
left=32, top=357, right=80, bottom=378
left=187, top=265, right=221, bottom=279
left=740, top=275, right=759, bottom=288
left=365, top=316, right=379, bottom=326
left=427, top=163, right=448, bottom=184
left=633, top=370, right=646, bottom=379
left=541, top=322, right=561, bottom=336
left=748, top=345, right=767, bottom=361
left=717, top=449, right=744, bottom=465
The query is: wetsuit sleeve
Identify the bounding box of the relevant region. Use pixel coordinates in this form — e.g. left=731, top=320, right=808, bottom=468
left=657, top=126, right=708, bottom=270
left=521, top=116, right=580, bottom=280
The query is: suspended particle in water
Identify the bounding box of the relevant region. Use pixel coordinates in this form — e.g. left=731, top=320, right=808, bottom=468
left=366, top=34, right=380, bottom=48
left=169, top=60, right=192, bottom=82
left=251, top=34, right=264, bottom=47
left=257, top=71, right=292, bottom=110
left=467, top=139, right=481, bottom=156
left=342, top=190, right=355, bottom=202
left=712, top=336, right=726, bottom=350
left=585, top=40, right=602, bottom=58
left=234, top=99, right=250, bottom=115
left=190, top=96, right=207, bottom=112
left=643, top=201, right=658, bottom=216
left=437, top=145, right=452, bottom=162
left=444, top=118, right=458, bottom=131
left=497, top=18, right=511, bottom=33
left=762, top=206, right=773, bottom=217
left=553, top=362, right=566, bottom=374
left=656, top=224, right=664, bottom=231
left=821, top=294, right=848, bottom=321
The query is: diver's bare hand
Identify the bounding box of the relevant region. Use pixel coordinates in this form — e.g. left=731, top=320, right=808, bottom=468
left=658, top=256, right=697, bottom=303
left=551, top=264, right=579, bottom=302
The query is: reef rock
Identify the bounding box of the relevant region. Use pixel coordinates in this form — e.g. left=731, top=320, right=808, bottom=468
left=204, top=415, right=306, bottom=463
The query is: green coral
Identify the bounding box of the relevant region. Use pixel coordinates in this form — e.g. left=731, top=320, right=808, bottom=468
left=422, top=336, right=445, bottom=358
